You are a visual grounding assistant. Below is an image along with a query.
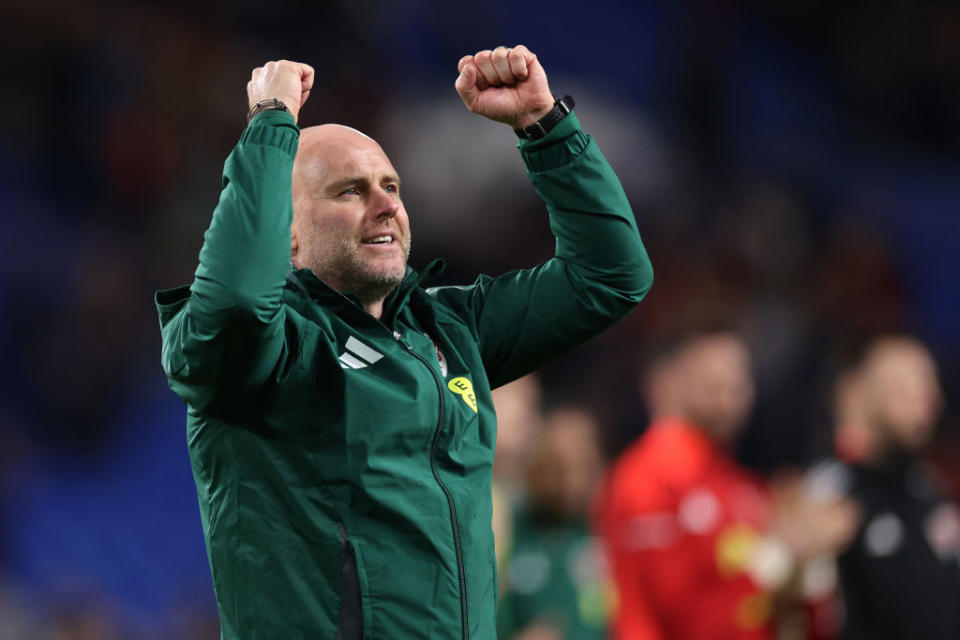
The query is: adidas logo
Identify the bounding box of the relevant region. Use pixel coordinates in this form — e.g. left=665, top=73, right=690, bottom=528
left=338, top=336, right=384, bottom=370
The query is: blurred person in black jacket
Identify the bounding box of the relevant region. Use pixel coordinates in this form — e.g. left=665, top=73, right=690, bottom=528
left=824, top=335, right=960, bottom=639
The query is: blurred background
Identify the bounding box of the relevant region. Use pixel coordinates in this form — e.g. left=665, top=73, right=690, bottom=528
left=1, top=0, right=958, bottom=637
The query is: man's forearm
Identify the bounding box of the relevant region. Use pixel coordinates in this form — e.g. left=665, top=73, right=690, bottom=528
left=521, top=113, right=653, bottom=303
left=190, top=111, right=299, bottom=320
left=159, top=64, right=311, bottom=414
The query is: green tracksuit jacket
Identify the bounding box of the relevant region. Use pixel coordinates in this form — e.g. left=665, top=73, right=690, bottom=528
left=156, top=108, right=652, bottom=640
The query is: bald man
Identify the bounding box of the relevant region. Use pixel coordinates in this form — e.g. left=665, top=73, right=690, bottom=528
left=156, top=49, right=652, bottom=640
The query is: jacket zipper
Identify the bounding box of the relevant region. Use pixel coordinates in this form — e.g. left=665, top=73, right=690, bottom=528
left=322, top=289, right=470, bottom=639
left=402, top=342, right=469, bottom=640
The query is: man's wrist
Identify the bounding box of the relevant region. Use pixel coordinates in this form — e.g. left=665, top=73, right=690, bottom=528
left=513, top=102, right=557, bottom=130
left=247, top=98, right=295, bottom=124
left=514, top=96, right=575, bottom=141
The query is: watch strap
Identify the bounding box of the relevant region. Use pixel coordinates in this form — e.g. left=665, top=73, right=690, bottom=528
left=247, top=98, right=290, bottom=123
left=514, top=95, right=575, bottom=140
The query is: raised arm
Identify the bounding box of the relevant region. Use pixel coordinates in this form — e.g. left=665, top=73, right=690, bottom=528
left=434, top=46, right=653, bottom=388
left=156, top=61, right=314, bottom=415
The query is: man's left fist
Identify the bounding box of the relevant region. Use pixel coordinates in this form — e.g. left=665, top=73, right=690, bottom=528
left=455, top=45, right=555, bottom=130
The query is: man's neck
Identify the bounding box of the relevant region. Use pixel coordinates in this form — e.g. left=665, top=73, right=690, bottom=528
left=363, top=298, right=386, bottom=319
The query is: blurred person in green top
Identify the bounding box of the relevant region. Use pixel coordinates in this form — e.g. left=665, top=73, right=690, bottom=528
left=498, top=407, right=611, bottom=640
left=491, top=374, right=546, bottom=578
left=156, top=47, right=652, bottom=639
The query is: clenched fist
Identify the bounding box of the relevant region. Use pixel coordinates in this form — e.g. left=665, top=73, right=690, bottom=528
left=455, top=45, right=555, bottom=130
left=247, top=60, right=315, bottom=124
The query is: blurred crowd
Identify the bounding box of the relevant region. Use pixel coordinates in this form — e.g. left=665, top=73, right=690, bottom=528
left=495, top=331, right=956, bottom=639
left=2, top=0, right=959, bottom=637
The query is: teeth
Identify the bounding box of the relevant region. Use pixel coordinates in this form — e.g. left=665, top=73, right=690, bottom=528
left=365, top=235, right=392, bottom=244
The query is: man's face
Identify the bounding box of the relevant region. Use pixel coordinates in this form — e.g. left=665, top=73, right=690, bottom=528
left=291, top=125, right=411, bottom=299
left=526, top=409, right=603, bottom=521
left=862, top=339, right=943, bottom=452
left=677, top=334, right=755, bottom=443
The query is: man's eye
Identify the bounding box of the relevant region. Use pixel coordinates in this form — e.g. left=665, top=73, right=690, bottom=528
left=384, top=184, right=398, bottom=194
left=341, top=187, right=360, bottom=196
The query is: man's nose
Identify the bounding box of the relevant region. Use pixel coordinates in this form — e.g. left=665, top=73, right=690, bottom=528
left=371, top=186, right=400, bottom=219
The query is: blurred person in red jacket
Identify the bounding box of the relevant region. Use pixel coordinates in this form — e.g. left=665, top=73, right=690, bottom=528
left=598, top=328, right=859, bottom=640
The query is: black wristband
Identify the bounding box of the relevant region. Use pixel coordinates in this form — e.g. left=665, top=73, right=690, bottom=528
left=514, top=95, right=575, bottom=140
left=247, top=98, right=290, bottom=123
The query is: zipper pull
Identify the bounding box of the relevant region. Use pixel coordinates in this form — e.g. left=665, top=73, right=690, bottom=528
left=393, top=330, right=413, bottom=351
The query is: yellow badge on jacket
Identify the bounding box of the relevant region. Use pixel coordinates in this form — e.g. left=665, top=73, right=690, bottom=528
left=448, top=377, right=478, bottom=413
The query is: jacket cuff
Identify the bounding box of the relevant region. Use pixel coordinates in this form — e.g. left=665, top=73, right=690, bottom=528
left=517, top=112, right=588, bottom=173
left=240, top=110, right=300, bottom=160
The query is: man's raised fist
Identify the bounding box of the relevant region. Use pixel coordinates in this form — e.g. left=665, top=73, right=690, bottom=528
left=247, top=60, right=315, bottom=124
left=454, top=45, right=555, bottom=130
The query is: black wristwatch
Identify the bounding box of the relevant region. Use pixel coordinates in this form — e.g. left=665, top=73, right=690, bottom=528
left=247, top=98, right=290, bottom=123
left=514, top=95, right=575, bottom=140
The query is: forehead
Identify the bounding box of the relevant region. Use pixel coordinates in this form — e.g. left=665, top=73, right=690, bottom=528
left=869, top=342, right=936, bottom=380
left=684, top=335, right=750, bottom=367
left=296, top=133, right=397, bottom=185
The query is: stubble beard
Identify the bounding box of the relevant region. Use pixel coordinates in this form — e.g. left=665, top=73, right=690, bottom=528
left=301, top=230, right=411, bottom=303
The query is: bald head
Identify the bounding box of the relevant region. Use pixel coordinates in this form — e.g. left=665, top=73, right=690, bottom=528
left=303, top=123, right=374, bottom=141
left=289, top=123, right=411, bottom=316
left=293, top=124, right=382, bottom=204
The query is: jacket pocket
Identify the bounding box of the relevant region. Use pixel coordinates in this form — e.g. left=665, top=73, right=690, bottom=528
left=337, top=522, right=364, bottom=640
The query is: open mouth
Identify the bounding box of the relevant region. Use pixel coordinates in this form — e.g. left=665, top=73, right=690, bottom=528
left=361, top=234, right=396, bottom=247
left=363, top=234, right=394, bottom=245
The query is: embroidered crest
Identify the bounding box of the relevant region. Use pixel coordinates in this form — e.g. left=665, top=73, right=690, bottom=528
left=448, top=377, right=477, bottom=413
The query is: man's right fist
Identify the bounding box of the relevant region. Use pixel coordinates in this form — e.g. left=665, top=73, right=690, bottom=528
left=247, top=60, right=315, bottom=124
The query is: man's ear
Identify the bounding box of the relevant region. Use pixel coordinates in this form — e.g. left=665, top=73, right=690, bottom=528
left=290, top=226, right=301, bottom=267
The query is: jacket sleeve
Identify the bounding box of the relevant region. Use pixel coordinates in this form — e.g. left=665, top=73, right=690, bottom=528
left=155, top=110, right=299, bottom=415
left=428, top=112, right=653, bottom=388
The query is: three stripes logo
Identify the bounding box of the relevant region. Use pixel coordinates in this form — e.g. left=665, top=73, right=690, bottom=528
left=338, top=336, right=384, bottom=370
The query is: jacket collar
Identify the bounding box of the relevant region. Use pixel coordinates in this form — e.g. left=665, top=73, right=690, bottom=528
left=382, top=259, right=446, bottom=324
left=285, top=259, right=446, bottom=322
